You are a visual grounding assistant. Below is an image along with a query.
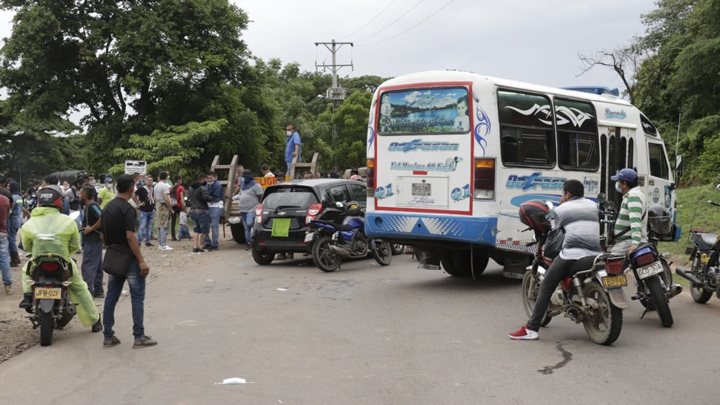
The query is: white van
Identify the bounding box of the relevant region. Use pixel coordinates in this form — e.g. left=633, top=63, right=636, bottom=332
left=364, top=71, right=678, bottom=278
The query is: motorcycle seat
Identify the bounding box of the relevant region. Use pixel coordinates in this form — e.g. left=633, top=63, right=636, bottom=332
left=313, top=220, right=354, bottom=232
left=692, top=233, right=718, bottom=251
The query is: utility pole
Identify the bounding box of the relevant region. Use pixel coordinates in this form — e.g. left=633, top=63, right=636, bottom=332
left=315, top=39, right=353, bottom=170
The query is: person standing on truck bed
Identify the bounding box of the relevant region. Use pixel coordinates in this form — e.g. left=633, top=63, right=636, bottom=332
left=285, top=124, right=301, bottom=177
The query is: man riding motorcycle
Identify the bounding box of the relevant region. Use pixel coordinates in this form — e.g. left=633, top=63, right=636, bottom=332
left=19, top=185, right=102, bottom=332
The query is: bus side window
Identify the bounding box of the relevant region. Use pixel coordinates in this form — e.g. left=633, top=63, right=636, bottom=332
left=648, top=143, right=669, bottom=179
left=555, top=98, right=599, bottom=171
left=498, top=90, right=555, bottom=168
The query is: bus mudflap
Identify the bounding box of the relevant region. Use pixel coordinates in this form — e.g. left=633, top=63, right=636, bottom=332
left=415, top=249, right=441, bottom=270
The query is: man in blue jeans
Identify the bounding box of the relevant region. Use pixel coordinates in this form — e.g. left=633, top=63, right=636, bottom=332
left=134, top=175, right=155, bottom=247
left=101, top=174, right=157, bottom=348
left=0, top=192, right=13, bottom=294
left=204, top=172, right=223, bottom=250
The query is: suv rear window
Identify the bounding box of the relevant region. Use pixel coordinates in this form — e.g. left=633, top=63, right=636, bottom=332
left=262, top=187, right=319, bottom=210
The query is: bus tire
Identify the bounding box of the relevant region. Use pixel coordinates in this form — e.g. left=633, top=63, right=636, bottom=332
left=441, top=251, right=471, bottom=277
left=472, top=250, right=490, bottom=276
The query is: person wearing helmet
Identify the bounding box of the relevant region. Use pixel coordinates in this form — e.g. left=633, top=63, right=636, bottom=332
left=610, top=168, right=647, bottom=256
left=18, top=185, right=102, bottom=332
left=509, top=179, right=602, bottom=340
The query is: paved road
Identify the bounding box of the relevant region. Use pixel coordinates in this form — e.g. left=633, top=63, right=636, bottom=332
left=2, top=245, right=720, bottom=404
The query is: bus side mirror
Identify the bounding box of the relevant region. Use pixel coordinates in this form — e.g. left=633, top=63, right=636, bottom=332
left=675, top=155, right=683, bottom=181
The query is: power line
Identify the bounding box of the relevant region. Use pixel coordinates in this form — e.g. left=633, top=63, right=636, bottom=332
left=352, top=0, right=425, bottom=43
left=340, top=0, right=398, bottom=41
left=357, top=0, right=456, bottom=47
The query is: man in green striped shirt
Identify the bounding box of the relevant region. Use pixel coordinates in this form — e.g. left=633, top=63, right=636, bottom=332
left=610, top=168, right=647, bottom=256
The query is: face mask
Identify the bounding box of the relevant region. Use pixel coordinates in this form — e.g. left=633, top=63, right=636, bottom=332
left=108, top=184, right=114, bottom=189
left=286, top=131, right=292, bottom=136
left=615, top=182, right=623, bottom=193
left=208, top=181, right=214, bottom=185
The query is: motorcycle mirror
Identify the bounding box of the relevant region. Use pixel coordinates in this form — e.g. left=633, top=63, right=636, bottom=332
left=597, top=193, right=607, bottom=203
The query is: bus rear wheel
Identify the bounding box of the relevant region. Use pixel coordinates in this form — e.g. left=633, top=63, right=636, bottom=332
left=441, top=251, right=471, bottom=277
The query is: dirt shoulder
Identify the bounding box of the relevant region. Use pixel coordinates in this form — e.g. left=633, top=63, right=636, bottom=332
left=0, top=231, right=237, bottom=364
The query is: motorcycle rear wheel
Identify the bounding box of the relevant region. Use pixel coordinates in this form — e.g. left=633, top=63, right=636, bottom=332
left=312, top=236, right=341, bottom=272
left=690, top=282, right=713, bottom=303
left=582, top=281, right=623, bottom=346
left=371, top=241, right=393, bottom=266
left=39, top=311, right=54, bottom=347
left=521, top=271, right=551, bottom=327
left=646, top=276, right=673, bottom=327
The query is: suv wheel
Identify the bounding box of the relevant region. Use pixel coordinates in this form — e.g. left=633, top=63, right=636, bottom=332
left=252, top=249, right=274, bottom=265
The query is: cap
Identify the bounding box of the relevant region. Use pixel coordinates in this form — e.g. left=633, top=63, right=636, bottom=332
left=105, top=177, right=113, bottom=183
left=611, top=168, right=637, bottom=182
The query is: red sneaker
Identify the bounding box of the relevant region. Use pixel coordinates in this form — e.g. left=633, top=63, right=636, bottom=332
left=509, top=325, right=539, bottom=340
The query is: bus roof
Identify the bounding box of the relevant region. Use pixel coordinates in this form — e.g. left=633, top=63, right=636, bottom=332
left=379, top=70, right=634, bottom=108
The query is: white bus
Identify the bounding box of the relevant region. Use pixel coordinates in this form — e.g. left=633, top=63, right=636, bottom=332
left=364, top=71, right=678, bottom=278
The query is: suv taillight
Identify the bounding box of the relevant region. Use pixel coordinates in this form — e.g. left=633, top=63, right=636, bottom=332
left=306, top=203, right=323, bottom=224
left=474, top=158, right=495, bottom=199
left=366, top=159, right=375, bottom=197
left=255, top=204, right=263, bottom=224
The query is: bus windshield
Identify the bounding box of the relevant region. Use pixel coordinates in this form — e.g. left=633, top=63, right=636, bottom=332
left=379, top=87, right=470, bottom=135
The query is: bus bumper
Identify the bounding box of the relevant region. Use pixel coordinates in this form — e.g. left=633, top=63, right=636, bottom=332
left=365, top=212, right=497, bottom=245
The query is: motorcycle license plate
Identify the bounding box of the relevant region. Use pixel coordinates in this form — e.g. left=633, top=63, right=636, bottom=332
left=34, top=288, right=61, bottom=300
left=637, top=261, right=664, bottom=280
left=602, top=275, right=628, bottom=288
left=304, top=232, right=314, bottom=243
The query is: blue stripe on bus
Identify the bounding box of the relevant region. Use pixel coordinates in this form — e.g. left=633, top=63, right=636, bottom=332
left=365, top=212, right=497, bottom=245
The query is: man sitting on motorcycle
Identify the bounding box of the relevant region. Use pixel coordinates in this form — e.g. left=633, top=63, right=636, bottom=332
left=609, top=168, right=647, bottom=257
left=509, top=179, right=602, bottom=340
left=18, top=185, right=102, bottom=332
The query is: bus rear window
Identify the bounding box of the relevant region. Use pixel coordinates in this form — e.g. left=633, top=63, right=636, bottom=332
left=379, top=87, right=470, bottom=135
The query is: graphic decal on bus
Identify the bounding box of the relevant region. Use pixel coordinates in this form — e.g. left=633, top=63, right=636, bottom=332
left=474, top=106, right=491, bottom=156
left=388, top=139, right=459, bottom=152
left=583, top=177, right=599, bottom=193
left=451, top=184, right=471, bottom=202
left=506, top=172, right=566, bottom=191
left=379, top=87, right=470, bottom=134
left=506, top=104, right=594, bottom=128
left=390, top=157, right=464, bottom=172
left=604, top=108, right=627, bottom=119
left=374, top=184, right=395, bottom=199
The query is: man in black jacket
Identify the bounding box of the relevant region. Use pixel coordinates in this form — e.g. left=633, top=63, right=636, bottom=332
left=188, top=173, right=213, bottom=253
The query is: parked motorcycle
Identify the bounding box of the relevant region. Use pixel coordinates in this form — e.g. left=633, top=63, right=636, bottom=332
left=308, top=200, right=392, bottom=272
left=23, top=234, right=77, bottom=346
left=676, top=186, right=720, bottom=303
left=519, top=199, right=627, bottom=346
left=623, top=205, right=682, bottom=327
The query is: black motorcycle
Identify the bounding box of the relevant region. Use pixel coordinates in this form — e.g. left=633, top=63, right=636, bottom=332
left=24, top=238, right=77, bottom=346
left=676, top=194, right=720, bottom=303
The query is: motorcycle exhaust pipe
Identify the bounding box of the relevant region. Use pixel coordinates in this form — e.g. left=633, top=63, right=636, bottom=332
left=328, top=245, right=350, bottom=258
left=675, top=266, right=703, bottom=286
left=668, top=283, right=683, bottom=298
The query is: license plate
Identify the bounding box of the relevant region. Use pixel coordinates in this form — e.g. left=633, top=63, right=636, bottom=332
left=332, top=233, right=338, bottom=241
left=271, top=218, right=291, bottom=238
left=34, top=287, right=61, bottom=300
left=602, top=275, right=628, bottom=288
left=637, top=261, right=664, bottom=280
left=304, top=232, right=314, bottom=243
left=412, top=183, right=431, bottom=196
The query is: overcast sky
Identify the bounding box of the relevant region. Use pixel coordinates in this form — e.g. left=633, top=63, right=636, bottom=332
left=1, top=0, right=658, bottom=94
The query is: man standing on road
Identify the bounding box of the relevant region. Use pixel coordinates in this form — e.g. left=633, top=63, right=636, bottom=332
left=7, top=180, right=25, bottom=268
left=80, top=186, right=105, bottom=298
left=154, top=171, right=173, bottom=251
left=98, top=177, right=115, bottom=209
left=170, top=175, right=185, bottom=241
left=509, top=180, right=602, bottom=340
left=610, top=168, right=648, bottom=257
left=135, top=175, right=155, bottom=247
left=204, top=172, right=223, bottom=251
left=0, top=190, right=12, bottom=294
left=189, top=174, right=213, bottom=253
left=285, top=124, right=301, bottom=177
left=101, top=174, right=157, bottom=348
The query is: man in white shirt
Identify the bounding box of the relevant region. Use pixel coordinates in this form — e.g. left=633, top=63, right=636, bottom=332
left=153, top=171, right=173, bottom=251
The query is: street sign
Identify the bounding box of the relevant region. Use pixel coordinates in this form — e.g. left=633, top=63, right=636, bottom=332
left=124, top=160, right=147, bottom=175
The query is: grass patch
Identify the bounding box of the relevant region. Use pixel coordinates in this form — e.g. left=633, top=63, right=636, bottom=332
left=657, top=183, right=720, bottom=256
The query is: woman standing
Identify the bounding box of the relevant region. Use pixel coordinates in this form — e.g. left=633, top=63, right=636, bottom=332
left=234, top=170, right=263, bottom=250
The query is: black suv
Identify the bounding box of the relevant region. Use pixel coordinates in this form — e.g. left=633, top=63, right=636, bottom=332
left=250, top=179, right=367, bottom=265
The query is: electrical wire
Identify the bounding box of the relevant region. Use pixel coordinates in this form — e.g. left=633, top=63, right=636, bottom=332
left=340, top=0, right=398, bottom=41
left=352, top=0, right=426, bottom=43
left=356, top=0, right=456, bottom=47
